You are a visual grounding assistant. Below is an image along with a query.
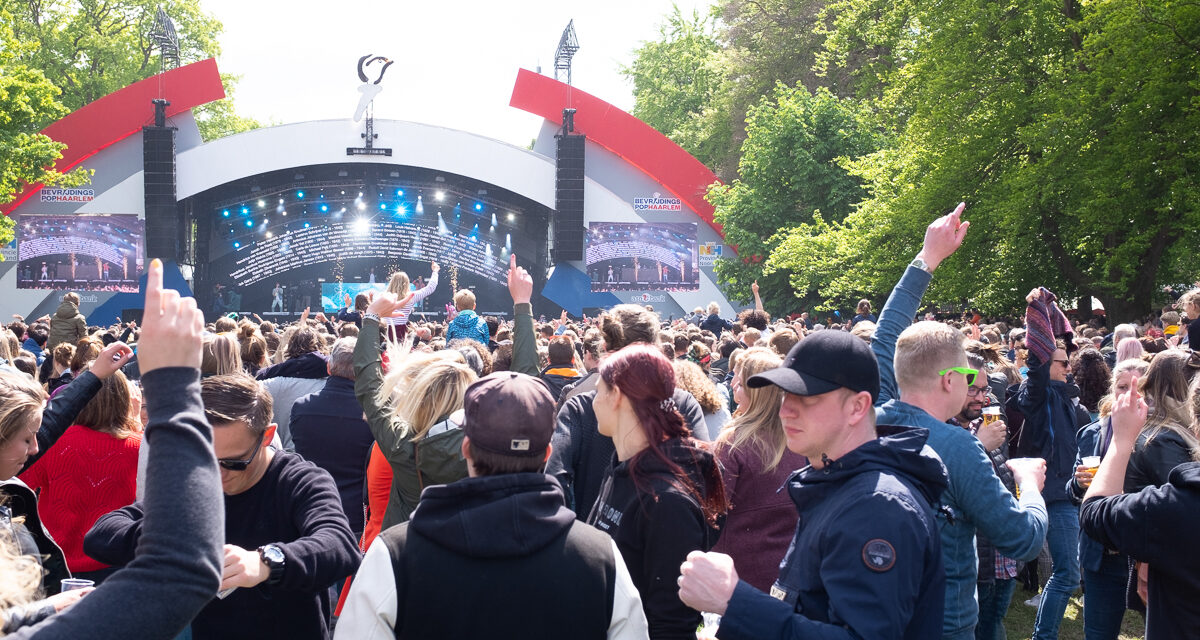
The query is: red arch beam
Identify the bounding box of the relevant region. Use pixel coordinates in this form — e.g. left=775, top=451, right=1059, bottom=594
left=509, top=68, right=724, bottom=239
left=3, top=58, right=226, bottom=216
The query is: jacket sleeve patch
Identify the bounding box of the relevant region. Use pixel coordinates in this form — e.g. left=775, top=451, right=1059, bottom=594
left=862, top=539, right=896, bottom=572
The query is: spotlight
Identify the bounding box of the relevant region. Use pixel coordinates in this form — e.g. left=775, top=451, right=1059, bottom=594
left=380, top=203, right=387, bottom=210
left=491, top=213, right=498, bottom=227
left=258, top=199, right=265, bottom=208
left=357, top=202, right=366, bottom=210
left=435, top=191, right=445, bottom=201
left=507, top=213, right=516, bottom=222
left=416, top=196, right=424, bottom=214
left=281, top=211, right=287, bottom=216
left=266, top=231, right=274, bottom=239
left=320, top=204, right=329, bottom=212
left=474, top=203, right=483, bottom=212
left=246, top=219, right=254, bottom=227
left=352, top=218, right=370, bottom=235
left=396, top=189, right=404, bottom=196
left=222, top=210, right=230, bottom=217
left=241, top=207, right=249, bottom=215
left=278, top=198, right=284, bottom=205
left=297, top=191, right=305, bottom=198
left=303, top=222, right=311, bottom=229
left=233, top=241, right=241, bottom=249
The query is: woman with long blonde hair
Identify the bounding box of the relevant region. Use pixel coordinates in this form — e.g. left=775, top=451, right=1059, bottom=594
left=1125, top=349, right=1200, bottom=492
left=711, top=347, right=809, bottom=592
left=355, top=314, right=477, bottom=530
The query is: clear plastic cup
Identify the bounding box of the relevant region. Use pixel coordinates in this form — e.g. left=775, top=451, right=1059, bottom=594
left=61, top=578, right=94, bottom=591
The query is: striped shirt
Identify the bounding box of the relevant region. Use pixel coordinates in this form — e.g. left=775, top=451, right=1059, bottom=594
left=382, top=271, right=439, bottom=326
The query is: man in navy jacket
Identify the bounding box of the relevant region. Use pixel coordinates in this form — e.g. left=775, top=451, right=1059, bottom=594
left=678, top=330, right=948, bottom=639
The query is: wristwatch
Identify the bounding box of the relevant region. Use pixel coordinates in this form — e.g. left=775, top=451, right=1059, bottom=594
left=910, top=256, right=932, bottom=273
left=258, top=544, right=286, bottom=585
left=363, top=312, right=381, bottom=323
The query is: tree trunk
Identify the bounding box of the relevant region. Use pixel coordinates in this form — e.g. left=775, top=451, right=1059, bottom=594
left=1097, top=294, right=1149, bottom=326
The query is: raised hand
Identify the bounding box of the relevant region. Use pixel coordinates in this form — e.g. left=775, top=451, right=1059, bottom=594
left=917, top=202, right=970, bottom=271
left=430, top=261, right=440, bottom=273
left=89, top=341, right=134, bottom=379
left=366, top=291, right=415, bottom=318
left=137, top=259, right=204, bottom=374
left=507, top=255, right=533, bottom=305
left=1110, top=376, right=1148, bottom=445
left=751, top=280, right=759, bottom=296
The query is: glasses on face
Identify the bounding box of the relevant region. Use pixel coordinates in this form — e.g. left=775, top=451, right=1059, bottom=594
left=218, top=432, right=265, bottom=472
left=966, top=384, right=990, bottom=398
left=1052, top=359, right=1069, bottom=366
left=938, top=366, right=979, bottom=386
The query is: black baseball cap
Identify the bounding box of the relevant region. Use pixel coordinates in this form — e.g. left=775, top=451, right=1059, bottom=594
left=748, top=330, right=880, bottom=403
left=462, top=372, right=557, bottom=457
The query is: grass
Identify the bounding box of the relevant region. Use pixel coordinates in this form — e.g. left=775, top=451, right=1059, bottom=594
left=1001, top=588, right=1145, bottom=640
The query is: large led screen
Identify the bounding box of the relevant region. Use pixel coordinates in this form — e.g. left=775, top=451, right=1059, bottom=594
left=586, top=222, right=698, bottom=292
left=16, top=214, right=144, bottom=292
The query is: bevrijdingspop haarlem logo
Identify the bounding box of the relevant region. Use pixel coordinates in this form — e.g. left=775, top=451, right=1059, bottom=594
left=631, top=293, right=667, bottom=304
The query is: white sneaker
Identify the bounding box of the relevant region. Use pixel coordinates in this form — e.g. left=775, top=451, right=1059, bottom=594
left=1024, top=592, right=1043, bottom=608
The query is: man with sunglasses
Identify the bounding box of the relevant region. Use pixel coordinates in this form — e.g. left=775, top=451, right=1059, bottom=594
left=1016, top=288, right=1085, bottom=640
left=871, top=204, right=1048, bottom=640
left=86, top=374, right=361, bottom=639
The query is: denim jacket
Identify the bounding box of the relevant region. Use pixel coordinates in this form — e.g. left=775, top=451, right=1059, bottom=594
left=872, top=265, right=1048, bottom=638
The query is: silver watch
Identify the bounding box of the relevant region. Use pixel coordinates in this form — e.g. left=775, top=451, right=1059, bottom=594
left=910, top=257, right=932, bottom=273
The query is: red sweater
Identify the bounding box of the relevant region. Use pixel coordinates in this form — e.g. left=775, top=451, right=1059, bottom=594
left=19, top=425, right=141, bottom=573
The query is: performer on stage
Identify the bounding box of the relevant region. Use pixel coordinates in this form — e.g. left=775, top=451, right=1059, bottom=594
left=272, top=282, right=284, bottom=312
left=607, top=265, right=615, bottom=284
left=381, top=261, right=439, bottom=342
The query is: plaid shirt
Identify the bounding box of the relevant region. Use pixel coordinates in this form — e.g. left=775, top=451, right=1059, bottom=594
left=950, top=414, right=1020, bottom=581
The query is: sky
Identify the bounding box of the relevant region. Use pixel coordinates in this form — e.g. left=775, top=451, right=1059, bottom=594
left=199, top=0, right=713, bottom=147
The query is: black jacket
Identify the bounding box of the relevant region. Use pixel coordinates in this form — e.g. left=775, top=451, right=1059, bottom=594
left=374, top=473, right=620, bottom=639
left=539, top=365, right=582, bottom=403
left=1015, top=353, right=1082, bottom=503
left=547, top=387, right=710, bottom=517
left=588, top=438, right=721, bottom=640
left=290, top=376, right=375, bottom=535
left=699, top=313, right=732, bottom=337
left=1082, top=462, right=1200, bottom=640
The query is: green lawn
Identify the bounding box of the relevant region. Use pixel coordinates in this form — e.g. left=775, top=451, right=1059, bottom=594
left=1001, top=589, right=1145, bottom=640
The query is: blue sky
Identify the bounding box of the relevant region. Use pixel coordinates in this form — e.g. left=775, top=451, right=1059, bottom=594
left=200, top=0, right=712, bottom=146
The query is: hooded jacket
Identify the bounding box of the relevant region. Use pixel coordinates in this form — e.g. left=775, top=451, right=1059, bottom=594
left=588, top=437, right=722, bottom=640
left=256, top=352, right=329, bottom=449
left=540, top=364, right=581, bottom=402
left=718, top=426, right=948, bottom=640
left=47, top=301, right=87, bottom=350
left=334, top=473, right=647, bottom=640
left=445, top=309, right=489, bottom=345
left=353, top=319, right=469, bottom=530
left=699, top=313, right=732, bottom=337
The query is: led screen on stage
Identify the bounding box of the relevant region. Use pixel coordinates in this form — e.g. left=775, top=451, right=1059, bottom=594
left=227, top=220, right=507, bottom=289
left=16, top=214, right=144, bottom=292
left=586, top=222, right=698, bottom=292
left=319, top=282, right=386, bottom=313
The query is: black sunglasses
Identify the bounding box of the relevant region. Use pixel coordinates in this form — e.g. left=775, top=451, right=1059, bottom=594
left=218, top=431, right=265, bottom=471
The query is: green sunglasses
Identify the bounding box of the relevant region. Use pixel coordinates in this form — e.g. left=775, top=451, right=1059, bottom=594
left=938, top=366, right=979, bottom=386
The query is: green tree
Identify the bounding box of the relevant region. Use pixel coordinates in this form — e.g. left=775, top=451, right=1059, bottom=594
left=709, top=83, right=880, bottom=315
left=0, top=13, right=90, bottom=245
left=3, top=0, right=257, bottom=139
left=781, top=0, right=1200, bottom=321
left=624, top=5, right=733, bottom=171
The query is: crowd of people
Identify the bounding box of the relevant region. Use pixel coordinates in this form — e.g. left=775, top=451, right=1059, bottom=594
left=0, top=204, right=1198, bottom=639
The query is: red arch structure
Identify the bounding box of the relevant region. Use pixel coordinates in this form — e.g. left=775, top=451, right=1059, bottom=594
left=509, top=68, right=724, bottom=239
left=2, top=58, right=226, bottom=217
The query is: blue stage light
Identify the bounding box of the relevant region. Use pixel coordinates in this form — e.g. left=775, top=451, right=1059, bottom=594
left=304, top=222, right=311, bottom=229
left=233, top=242, right=241, bottom=248
left=380, top=203, right=387, bottom=210
left=222, top=210, right=230, bottom=217
left=246, top=219, right=254, bottom=227
left=396, top=189, right=404, bottom=196
left=320, top=204, right=329, bottom=212
left=297, top=191, right=305, bottom=198
left=241, top=207, right=249, bottom=215
left=474, top=202, right=483, bottom=212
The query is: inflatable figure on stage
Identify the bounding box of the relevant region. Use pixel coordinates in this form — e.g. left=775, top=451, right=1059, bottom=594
left=272, top=283, right=284, bottom=312
left=354, top=54, right=394, bottom=123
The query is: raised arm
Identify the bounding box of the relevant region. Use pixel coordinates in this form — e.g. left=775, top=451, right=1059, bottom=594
left=508, top=255, right=539, bottom=376
left=355, top=292, right=415, bottom=456
left=872, top=203, right=969, bottom=406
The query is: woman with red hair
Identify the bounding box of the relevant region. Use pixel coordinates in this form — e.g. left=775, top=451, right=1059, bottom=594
left=588, top=344, right=727, bottom=639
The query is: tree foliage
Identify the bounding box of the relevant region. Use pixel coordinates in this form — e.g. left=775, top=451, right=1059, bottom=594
left=3, top=0, right=257, bottom=139
left=709, top=84, right=880, bottom=315
left=793, top=0, right=1200, bottom=321
left=0, top=12, right=90, bottom=246
left=623, top=6, right=733, bottom=171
